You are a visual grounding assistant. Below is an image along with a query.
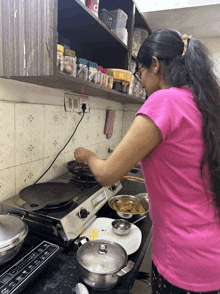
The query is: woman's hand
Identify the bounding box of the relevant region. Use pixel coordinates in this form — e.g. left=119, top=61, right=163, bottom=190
left=74, top=147, right=89, bottom=163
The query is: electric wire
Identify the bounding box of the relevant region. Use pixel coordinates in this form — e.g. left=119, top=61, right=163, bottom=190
left=34, top=109, right=85, bottom=184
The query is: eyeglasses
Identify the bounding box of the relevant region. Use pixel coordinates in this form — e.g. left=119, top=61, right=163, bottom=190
left=133, top=64, right=145, bottom=82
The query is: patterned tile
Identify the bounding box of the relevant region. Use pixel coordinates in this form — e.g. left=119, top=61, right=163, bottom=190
left=0, top=102, right=15, bottom=169
left=15, top=103, right=44, bottom=165
left=44, top=105, right=66, bottom=157
left=42, top=153, right=67, bottom=182
left=64, top=111, right=78, bottom=152
left=0, top=167, right=16, bottom=201
left=15, top=160, right=44, bottom=194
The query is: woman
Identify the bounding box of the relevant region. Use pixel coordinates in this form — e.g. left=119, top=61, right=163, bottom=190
left=74, top=29, right=220, bottom=293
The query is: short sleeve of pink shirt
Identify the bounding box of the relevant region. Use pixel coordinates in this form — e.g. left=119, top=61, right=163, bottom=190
left=136, top=86, right=220, bottom=292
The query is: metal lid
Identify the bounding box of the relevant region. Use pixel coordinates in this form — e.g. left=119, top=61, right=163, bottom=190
left=77, top=239, right=127, bottom=274
left=0, top=215, right=28, bottom=251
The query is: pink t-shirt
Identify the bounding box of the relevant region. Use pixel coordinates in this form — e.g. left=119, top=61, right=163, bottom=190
left=136, top=86, right=220, bottom=292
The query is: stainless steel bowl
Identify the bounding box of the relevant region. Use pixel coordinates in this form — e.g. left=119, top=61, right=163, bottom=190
left=108, top=194, right=149, bottom=221
left=111, top=219, right=131, bottom=235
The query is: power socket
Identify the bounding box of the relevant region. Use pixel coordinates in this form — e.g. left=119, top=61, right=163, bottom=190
left=64, top=93, right=74, bottom=112
left=64, top=93, right=89, bottom=113
left=73, top=95, right=89, bottom=113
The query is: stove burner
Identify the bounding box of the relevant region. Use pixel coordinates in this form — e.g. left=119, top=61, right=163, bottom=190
left=71, top=174, right=98, bottom=185
left=22, top=199, right=74, bottom=212
left=44, top=199, right=73, bottom=209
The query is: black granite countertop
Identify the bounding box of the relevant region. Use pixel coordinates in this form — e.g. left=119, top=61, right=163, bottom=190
left=22, top=212, right=152, bottom=294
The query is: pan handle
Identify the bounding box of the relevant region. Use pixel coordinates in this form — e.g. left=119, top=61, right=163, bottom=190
left=7, top=209, right=28, bottom=219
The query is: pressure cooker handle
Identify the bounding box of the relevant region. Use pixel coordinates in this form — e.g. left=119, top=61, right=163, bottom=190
left=7, top=209, right=28, bottom=219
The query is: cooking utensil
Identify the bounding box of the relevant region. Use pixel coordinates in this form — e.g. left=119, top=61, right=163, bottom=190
left=111, top=215, right=147, bottom=236
left=76, top=237, right=134, bottom=290
left=19, top=182, right=78, bottom=211
left=81, top=217, right=142, bottom=255
left=108, top=194, right=149, bottom=221
left=0, top=214, right=28, bottom=265
left=67, top=160, right=97, bottom=182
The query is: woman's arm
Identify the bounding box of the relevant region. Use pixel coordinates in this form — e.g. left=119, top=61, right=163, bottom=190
left=74, top=114, right=162, bottom=186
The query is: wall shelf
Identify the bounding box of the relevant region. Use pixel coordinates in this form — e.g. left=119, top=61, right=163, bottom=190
left=0, top=0, right=151, bottom=105
left=8, top=73, right=145, bottom=104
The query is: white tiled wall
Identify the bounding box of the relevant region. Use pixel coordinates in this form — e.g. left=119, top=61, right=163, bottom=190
left=0, top=78, right=140, bottom=210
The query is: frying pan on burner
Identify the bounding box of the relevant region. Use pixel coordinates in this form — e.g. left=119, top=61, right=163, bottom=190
left=19, top=182, right=79, bottom=211
left=67, top=160, right=95, bottom=179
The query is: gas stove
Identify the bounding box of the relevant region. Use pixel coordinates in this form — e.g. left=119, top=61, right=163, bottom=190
left=2, top=173, right=122, bottom=247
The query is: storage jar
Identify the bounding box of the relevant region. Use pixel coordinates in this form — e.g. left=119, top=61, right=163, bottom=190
left=88, top=61, right=98, bottom=83
left=57, top=44, right=64, bottom=72
left=63, top=49, right=77, bottom=76
left=77, top=58, right=89, bottom=81
left=102, top=69, right=108, bottom=87
left=96, top=66, right=103, bottom=85
left=107, top=70, right=113, bottom=89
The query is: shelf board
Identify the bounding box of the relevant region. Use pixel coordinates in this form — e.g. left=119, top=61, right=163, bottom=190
left=7, top=73, right=144, bottom=104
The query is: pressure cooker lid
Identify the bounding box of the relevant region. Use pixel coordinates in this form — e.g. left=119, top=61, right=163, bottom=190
left=77, top=239, right=127, bottom=274
left=0, top=215, right=28, bottom=251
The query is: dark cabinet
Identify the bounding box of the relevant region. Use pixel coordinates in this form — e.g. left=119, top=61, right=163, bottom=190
left=0, top=0, right=151, bottom=104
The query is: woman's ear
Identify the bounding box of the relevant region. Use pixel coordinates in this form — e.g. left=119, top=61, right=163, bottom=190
left=151, top=56, right=160, bottom=74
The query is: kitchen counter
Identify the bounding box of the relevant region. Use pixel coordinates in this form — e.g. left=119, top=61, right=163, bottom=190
left=22, top=172, right=151, bottom=294
left=22, top=209, right=152, bottom=294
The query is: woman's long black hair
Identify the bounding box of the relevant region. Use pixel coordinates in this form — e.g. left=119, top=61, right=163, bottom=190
left=137, top=29, right=220, bottom=213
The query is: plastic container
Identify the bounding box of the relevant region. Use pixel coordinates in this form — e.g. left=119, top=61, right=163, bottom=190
left=113, top=81, right=128, bottom=94
left=63, top=49, right=77, bottom=76
left=132, top=77, right=140, bottom=97
left=128, top=74, right=134, bottom=95
left=96, top=66, right=103, bottom=85
left=102, top=69, right=108, bottom=87
left=107, top=70, right=113, bottom=89
left=112, top=28, right=128, bottom=45
left=87, top=0, right=99, bottom=17
left=107, top=68, right=132, bottom=84
left=77, top=58, right=89, bottom=81
left=88, top=61, right=98, bottom=83
left=132, top=28, right=149, bottom=57
left=130, top=60, right=136, bottom=74
left=99, top=9, right=116, bottom=30
left=57, top=44, right=64, bottom=72
left=110, top=9, right=128, bottom=30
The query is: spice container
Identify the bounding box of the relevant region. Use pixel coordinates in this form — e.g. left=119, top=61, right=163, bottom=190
left=77, top=58, right=89, bottom=81
left=96, top=66, right=103, bottom=85
left=88, top=61, right=98, bottom=83
left=63, top=49, right=76, bottom=76
left=102, top=69, right=108, bottom=87
left=107, top=70, right=113, bottom=89
left=57, top=44, right=64, bottom=72
left=87, top=0, right=99, bottom=17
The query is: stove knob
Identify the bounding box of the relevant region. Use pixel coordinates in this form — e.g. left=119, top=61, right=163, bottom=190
left=79, top=208, right=90, bottom=219
left=109, top=184, right=116, bottom=191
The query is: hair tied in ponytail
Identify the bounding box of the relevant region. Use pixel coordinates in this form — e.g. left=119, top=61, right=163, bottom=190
left=181, top=34, right=192, bottom=58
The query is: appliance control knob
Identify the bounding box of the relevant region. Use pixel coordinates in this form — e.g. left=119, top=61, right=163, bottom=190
left=109, top=184, right=116, bottom=191
left=79, top=208, right=90, bottom=219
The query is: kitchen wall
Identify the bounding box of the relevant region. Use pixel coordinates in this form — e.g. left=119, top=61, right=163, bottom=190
left=0, top=78, right=140, bottom=211
left=200, top=36, right=220, bottom=77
